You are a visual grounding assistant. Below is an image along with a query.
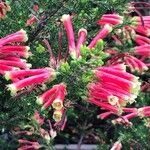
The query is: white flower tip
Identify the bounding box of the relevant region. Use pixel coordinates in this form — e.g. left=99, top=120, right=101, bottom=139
left=61, top=14, right=70, bottom=22
left=36, top=97, right=43, bottom=105
left=7, top=84, right=17, bottom=95
left=70, top=50, right=77, bottom=59
left=26, top=63, right=32, bottom=68
left=108, top=96, right=119, bottom=105
left=50, top=129, right=57, bottom=139
left=78, top=28, right=87, bottom=36
left=25, top=52, right=32, bottom=59
left=20, top=29, right=28, bottom=42
left=53, top=110, right=62, bottom=122
left=20, top=59, right=27, bottom=63
left=104, top=24, right=113, bottom=32
left=26, top=46, right=30, bottom=51
left=52, top=99, right=63, bottom=110
left=4, top=71, right=11, bottom=81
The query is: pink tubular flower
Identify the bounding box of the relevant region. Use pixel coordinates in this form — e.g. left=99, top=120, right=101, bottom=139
left=134, top=39, right=148, bottom=45
left=0, top=59, right=31, bottom=69
left=18, top=139, right=40, bottom=150
left=26, top=15, right=37, bottom=26
left=0, top=29, right=28, bottom=46
left=97, top=107, right=138, bottom=123
left=133, top=34, right=150, bottom=44
left=52, top=83, right=67, bottom=110
left=0, top=46, right=29, bottom=52
left=97, top=14, right=123, bottom=26
left=125, top=57, right=139, bottom=72
left=89, top=98, right=119, bottom=114
left=88, top=24, right=112, bottom=48
left=134, top=45, right=150, bottom=56
left=101, top=14, right=123, bottom=20
left=113, top=112, right=138, bottom=125
left=109, top=63, right=126, bottom=71
left=88, top=66, right=140, bottom=110
left=88, top=83, right=119, bottom=105
left=96, top=66, right=138, bottom=82
left=90, top=91, right=118, bottom=105
left=97, top=15, right=123, bottom=26
left=89, top=82, right=136, bottom=106
left=76, top=28, right=87, bottom=58
left=37, top=83, right=66, bottom=110
left=33, top=4, right=39, bottom=12
left=123, top=107, right=138, bottom=113
left=97, top=111, right=114, bottom=119
left=7, top=70, right=56, bottom=95
left=102, top=83, right=137, bottom=102
left=61, top=14, right=76, bottom=58
left=128, top=56, right=148, bottom=73
left=0, top=51, right=30, bottom=58
left=4, top=68, right=50, bottom=81
left=94, top=70, right=140, bottom=93
left=36, top=86, right=58, bottom=105
left=138, top=106, right=150, bottom=117
left=41, top=94, right=56, bottom=110
left=132, top=25, right=150, bottom=37
left=110, top=141, right=122, bottom=150
left=0, top=64, right=16, bottom=74
left=125, top=55, right=148, bottom=73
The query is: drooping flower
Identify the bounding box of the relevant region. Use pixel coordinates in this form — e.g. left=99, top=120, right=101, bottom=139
left=37, top=83, right=66, bottom=111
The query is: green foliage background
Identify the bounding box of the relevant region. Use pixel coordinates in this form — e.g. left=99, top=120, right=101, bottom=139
left=1, top=0, right=150, bottom=150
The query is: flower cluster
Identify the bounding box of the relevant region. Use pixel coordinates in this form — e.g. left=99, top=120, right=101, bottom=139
left=88, top=64, right=140, bottom=109
left=5, top=68, right=55, bottom=95
left=0, top=29, right=56, bottom=95
left=0, top=30, right=29, bottom=74
left=36, top=83, right=67, bottom=122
